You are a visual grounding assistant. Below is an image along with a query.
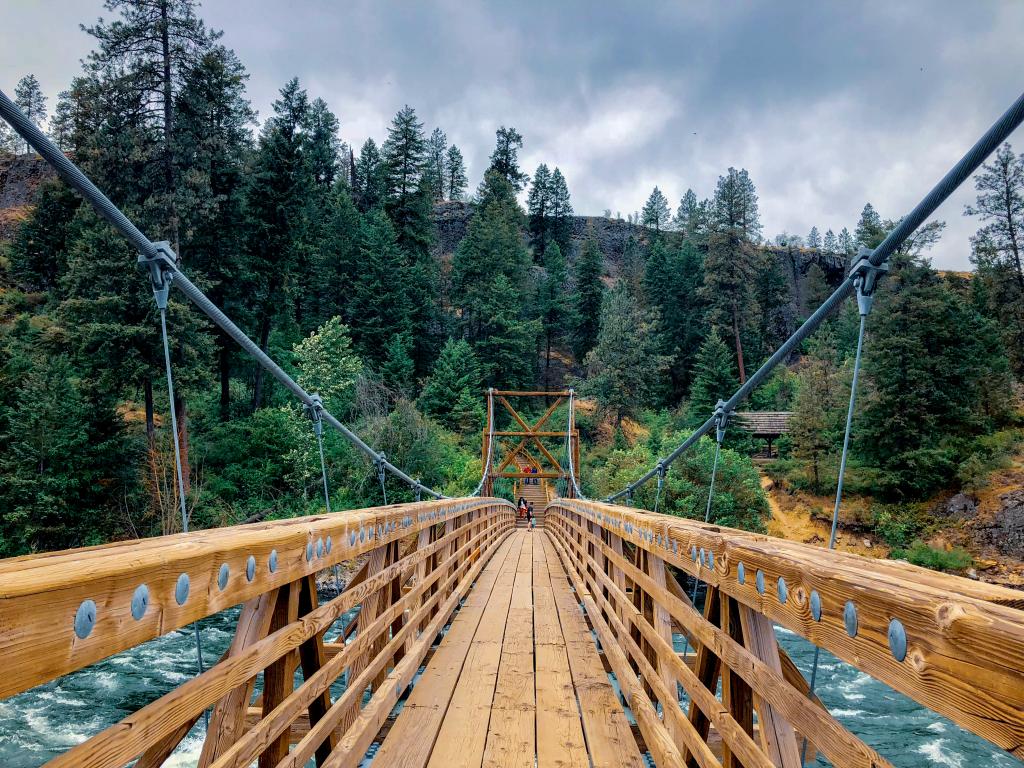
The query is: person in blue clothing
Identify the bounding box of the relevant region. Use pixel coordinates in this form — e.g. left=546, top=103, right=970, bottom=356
left=527, top=503, right=535, bottom=529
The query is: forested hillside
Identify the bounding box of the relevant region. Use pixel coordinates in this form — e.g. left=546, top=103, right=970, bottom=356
left=1, top=0, right=1022, bottom=578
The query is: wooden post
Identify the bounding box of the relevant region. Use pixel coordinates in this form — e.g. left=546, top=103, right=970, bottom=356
left=720, top=592, right=754, bottom=768
left=259, top=580, right=300, bottom=768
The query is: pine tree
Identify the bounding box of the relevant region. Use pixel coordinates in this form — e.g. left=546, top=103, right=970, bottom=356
left=354, top=138, right=387, bottom=212
left=382, top=105, right=426, bottom=201
left=573, top=230, right=605, bottom=361
left=245, top=77, right=314, bottom=408
left=382, top=333, right=416, bottom=396
left=965, top=142, right=1024, bottom=292
left=85, top=0, right=218, bottom=248
left=641, top=186, right=671, bottom=231
left=712, top=167, right=761, bottom=240
left=674, top=189, right=710, bottom=240
left=822, top=228, right=838, bottom=253
left=473, top=275, right=541, bottom=387
left=789, top=329, right=845, bottom=492
left=855, top=203, right=885, bottom=248
left=803, top=262, right=832, bottom=313
left=488, top=126, right=529, bottom=192
left=548, top=168, right=573, bottom=253
left=423, top=127, right=447, bottom=200
left=838, top=227, right=854, bottom=254
left=348, top=209, right=413, bottom=362
left=687, top=328, right=738, bottom=424
left=445, top=144, right=468, bottom=200
left=305, top=97, right=342, bottom=188
left=580, top=284, right=667, bottom=424
left=452, top=170, right=531, bottom=339
left=526, top=163, right=551, bottom=255
left=537, top=242, right=575, bottom=388
left=419, top=338, right=485, bottom=432
left=806, top=226, right=822, bottom=249
left=14, top=74, right=47, bottom=153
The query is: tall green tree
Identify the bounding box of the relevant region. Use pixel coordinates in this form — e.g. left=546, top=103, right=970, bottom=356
left=548, top=168, right=573, bottom=253
left=473, top=275, right=541, bottom=388
left=445, top=144, right=468, bottom=200
left=674, top=188, right=709, bottom=238
left=789, top=330, right=846, bottom=492
left=641, top=186, right=671, bottom=231
left=537, top=242, right=575, bottom=389
left=822, top=228, right=838, bottom=253
left=13, top=74, right=47, bottom=153
left=572, top=231, right=605, bottom=361
left=580, top=284, right=667, bottom=424
left=419, top=338, right=485, bottom=432
left=353, top=138, right=387, bottom=212
left=855, top=202, right=885, bottom=248
left=487, top=126, right=529, bottom=192
left=526, top=163, right=551, bottom=255
left=806, top=226, right=822, bottom=249
left=423, top=127, right=447, bottom=200
left=687, top=327, right=738, bottom=424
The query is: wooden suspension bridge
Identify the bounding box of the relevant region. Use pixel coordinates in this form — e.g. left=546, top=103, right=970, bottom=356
left=1, top=394, right=1023, bottom=768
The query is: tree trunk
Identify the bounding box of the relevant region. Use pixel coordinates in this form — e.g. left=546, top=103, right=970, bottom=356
left=219, top=337, right=231, bottom=422
left=251, top=312, right=273, bottom=411
left=174, top=393, right=191, bottom=498
left=732, top=302, right=747, bottom=384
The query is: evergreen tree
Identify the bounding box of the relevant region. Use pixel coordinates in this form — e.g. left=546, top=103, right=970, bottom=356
left=348, top=209, right=413, bottom=362
left=424, top=127, right=447, bottom=200
left=548, top=168, right=573, bottom=253
left=855, top=203, right=886, bottom=248
left=452, top=170, right=531, bottom=339
left=572, top=230, right=605, bottom=361
left=305, top=97, right=342, bottom=188
left=641, top=186, right=671, bottom=231
left=752, top=249, right=790, bottom=363
left=806, top=226, right=822, bottom=249
left=838, top=227, right=854, bottom=254
left=789, top=329, right=845, bottom=492
left=382, top=105, right=426, bottom=201
left=687, top=328, right=738, bottom=424
left=526, top=163, right=551, bottom=255
left=822, top=228, right=838, bottom=253
left=445, top=144, right=468, bottom=200
left=419, top=338, right=485, bottom=432
left=382, top=333, right=416, bottom=396
left=712, top=167, right=761, bottom=240
left=85, top=0, right=218, bottom=248
left=674, top=188, right=708, bottom=237
left=537, top=242, right=575, bottom=388
left=488, top=126, right=529, bottom=192
left=353, top=138, right=387, bottom=212
left=9, top=180, right=82, bottom=291
left=965, top=142, right=1024, bottom=292
left=473, top=275, right=541, bottom=387
left=857, top=252, right=1013, bottom=499
left=14, top=74, right=47, bottom=153
left=803, top=262, right=832, bottom=313
left=580, top=284, right=667, bottom=424
left=245, top=77, right=314, bottom=408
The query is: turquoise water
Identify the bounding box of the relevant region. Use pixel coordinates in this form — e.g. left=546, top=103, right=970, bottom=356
left=0, top=600, right=1020, bottom=766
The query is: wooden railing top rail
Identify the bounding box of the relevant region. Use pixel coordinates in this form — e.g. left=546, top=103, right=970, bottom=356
left=0, top=496, right=513, bottom=701
left=546, top=498, right=1024, bottom=760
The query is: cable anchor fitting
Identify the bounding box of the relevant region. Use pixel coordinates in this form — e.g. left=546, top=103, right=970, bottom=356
left=303, top=393, right=325, bottom=437
left=712, top=400, right=733, bottom=444
left=848, top=246, right=889, bottom=317
left=655, top=460, right=667, bottom=490
left=138, top=241, right=178, bottom=310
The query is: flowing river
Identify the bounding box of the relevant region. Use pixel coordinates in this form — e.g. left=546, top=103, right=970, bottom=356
left=0, top=601, right=1019, bottom=767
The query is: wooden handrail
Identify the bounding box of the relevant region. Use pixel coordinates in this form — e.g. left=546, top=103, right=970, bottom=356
left=0, top=497, right=512, bottom=701
left=545, top=498, right=1024, bottom=763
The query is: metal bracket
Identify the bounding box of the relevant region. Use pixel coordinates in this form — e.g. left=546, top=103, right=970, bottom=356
left=137, top=241, right=178, bottom=310
left=655, top=460, right=666, bottom=489
left=848, top=246, right=889, bottom=316
left=375, top=453, right=388, bottom=482
left=713, top=400, right=733, bottom=443
left=303, top=393, right=325, bottom=437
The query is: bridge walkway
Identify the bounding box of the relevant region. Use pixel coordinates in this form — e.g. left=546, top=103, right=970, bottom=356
left=374, top=529, right=643, bottom=768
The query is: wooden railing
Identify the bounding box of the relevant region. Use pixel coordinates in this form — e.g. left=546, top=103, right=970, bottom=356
left=0, top=497, right=514, bottom=767
left=545, top=498, right=1024, bottom=768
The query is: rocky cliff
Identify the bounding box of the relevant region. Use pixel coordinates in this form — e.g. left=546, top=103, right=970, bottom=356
left=0, top=152, right=55, bottom=241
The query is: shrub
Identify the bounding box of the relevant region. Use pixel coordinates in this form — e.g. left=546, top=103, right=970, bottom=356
left=892, top=540, right=972, bottom=572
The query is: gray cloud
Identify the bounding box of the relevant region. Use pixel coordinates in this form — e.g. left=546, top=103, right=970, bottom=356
left=3, top=0, right=1023, bottom=268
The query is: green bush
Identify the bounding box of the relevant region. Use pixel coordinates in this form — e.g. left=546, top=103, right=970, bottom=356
left=872, top=503, right=927, bottom=549
left=892, top=540, right=972, bottom=572
left=956, top=429, right=1023, bottom=492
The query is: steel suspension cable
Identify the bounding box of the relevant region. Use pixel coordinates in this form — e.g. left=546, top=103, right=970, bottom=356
left=470, top=388, right=496, bottom=497
left=0, top=89, right=445, bottom=502
left=799, top=267, right=877, bottom=766
left=154, top=276, right=207, bottom=727
left=564, top=390, right=586, bottom=499
left=605, top=88, right=1024, bottom=503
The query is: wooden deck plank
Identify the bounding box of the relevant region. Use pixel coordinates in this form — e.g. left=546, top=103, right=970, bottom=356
left=482, top=532, right=536, bottom=768
left=533, top=537, right=590, bottom=768
left=542, top=534, right=645, bottom=768
left=370, top=533, right=520, bottom=768
left=426, top=533, right=523, bottom=767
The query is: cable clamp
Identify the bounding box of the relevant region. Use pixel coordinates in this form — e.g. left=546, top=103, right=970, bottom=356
left=655, top=460, right=667, bottom=488
left=713, top=400, right=734, bottom=443
left=138, top=241, right=178, bottom=310
left=303, top=393, right=325, bottom=437
left=848, top=247, right=889, bottom=316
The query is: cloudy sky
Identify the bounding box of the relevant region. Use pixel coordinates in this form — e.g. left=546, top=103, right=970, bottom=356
left=3, top=1, right=1024, bottom=269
